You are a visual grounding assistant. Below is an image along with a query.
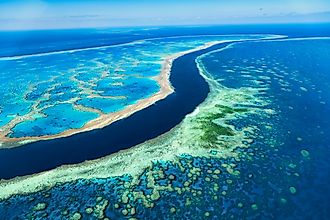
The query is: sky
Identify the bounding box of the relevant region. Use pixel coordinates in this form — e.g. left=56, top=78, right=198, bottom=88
left=0, top=0, right=330, bottom=30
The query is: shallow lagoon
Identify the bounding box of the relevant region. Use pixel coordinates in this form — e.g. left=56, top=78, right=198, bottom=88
left=11, top=104, right=99, bottom=137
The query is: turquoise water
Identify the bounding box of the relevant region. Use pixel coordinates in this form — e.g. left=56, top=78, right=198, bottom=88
left=0, top=35, right=263, bottom=139
left=11, top=104, right=99, bottom=137
left=1, top=37, right=330, bottom=219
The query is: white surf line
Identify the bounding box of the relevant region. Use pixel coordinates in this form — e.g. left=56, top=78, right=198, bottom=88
left=194, top=34, right=288, bottom=89
left=255, top=36, right=330, bottom=43
left=0, top=34, right=285, bottom=61
left=133, top=34, right=285, bottom=42
left=196, top=43, right=236, bottom=83
left=0, top=41, right=142, bottom=61
left=196, top=34, right=288, bottom=64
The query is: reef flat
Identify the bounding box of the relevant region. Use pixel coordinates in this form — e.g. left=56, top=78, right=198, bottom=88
left=0, top=35, right=267, bottom=148
left=1, top=36, right=330, bottom=219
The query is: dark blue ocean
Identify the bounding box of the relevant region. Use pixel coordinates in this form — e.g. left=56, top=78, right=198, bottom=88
left=1, top=23, right=330, bottom=58
left=0, top=24, right=330, bottom=219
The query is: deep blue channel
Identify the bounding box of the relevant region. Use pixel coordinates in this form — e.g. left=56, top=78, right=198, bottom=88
left=0, top=42, right=238, bottom=179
